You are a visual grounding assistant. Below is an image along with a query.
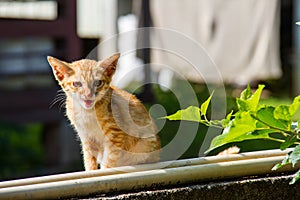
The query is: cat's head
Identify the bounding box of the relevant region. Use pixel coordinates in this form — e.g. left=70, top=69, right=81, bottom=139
left=47, top=53, right=120, bottom=110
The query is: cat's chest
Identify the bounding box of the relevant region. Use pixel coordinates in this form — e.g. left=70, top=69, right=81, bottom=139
left=69, top=104, right=103, bottom=142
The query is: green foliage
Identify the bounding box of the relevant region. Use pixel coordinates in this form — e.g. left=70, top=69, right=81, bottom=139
left=164, top=106, right=201, bottom=123
left=272, top=144, right=300, bottom=184
left=149, top=82, right=211, bottom=160
left=0, top=123, right=43, bottom=180
left=236, top=84, right=264, bottom=112
left=164, top=84, right=300, bottom=184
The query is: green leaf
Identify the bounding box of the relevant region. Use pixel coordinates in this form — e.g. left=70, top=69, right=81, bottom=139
left=272, top=154, right=290, bottom=170
left=256, top=106, right=290, bottom=130
left=273, top=144, right=300, bottom=178
left=206, top=112, right=260, bottom=153
left=289, top=95, right=300, bottom=121
left=290, top=170, right=300, bottom=185
left=274, top=105, right=291, bottom=121
left=236, top=84, right=264, bottom=112
left=273, top=144, right=300, bottom=184
left=290, top=96, right=300, bottom=117
left=163, top=106, right=201, bottom=122
left=240, top=84, right=252, bottom=100
left=289, top=144, right=300, bottom=167
left=272, top=164, right=282, bottom=171
left=200, top=92, right=214, bottom=116
left=208, top=120, right=225, bottom=127
left=164, top=93, right=215, bottom=123
left=273, top=96, right=300, bottom=122
left=280, top=135, right=297, bottom=150
left=221, top=110, right=234, bottom=127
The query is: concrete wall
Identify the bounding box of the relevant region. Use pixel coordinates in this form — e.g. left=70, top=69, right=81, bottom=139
left=95, top=173, right=300, bottom=200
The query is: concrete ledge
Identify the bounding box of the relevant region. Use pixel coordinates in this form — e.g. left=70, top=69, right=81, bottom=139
left=94, top=173, right=300, bottom=200
left=0, top=149, right=298, bottom=199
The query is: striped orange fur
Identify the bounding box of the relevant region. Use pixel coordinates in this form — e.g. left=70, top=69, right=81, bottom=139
left=48, top=53, right=160, bottom=170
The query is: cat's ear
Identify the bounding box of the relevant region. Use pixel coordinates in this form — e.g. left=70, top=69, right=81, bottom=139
left=47, top=56, right=74, bottom=82
left=100, top=53, right=120, bottom=77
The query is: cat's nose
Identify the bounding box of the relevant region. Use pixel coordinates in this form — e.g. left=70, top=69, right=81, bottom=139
left=84, top=90, right=93, bottom=99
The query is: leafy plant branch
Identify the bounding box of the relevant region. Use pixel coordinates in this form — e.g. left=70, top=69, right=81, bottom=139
left=251, top=114, right=299, bottom=137
left=163, top=84, right=300, bottom=184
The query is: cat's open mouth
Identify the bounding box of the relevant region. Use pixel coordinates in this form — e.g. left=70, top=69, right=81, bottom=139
left=83, top=100, right=94, bottom=109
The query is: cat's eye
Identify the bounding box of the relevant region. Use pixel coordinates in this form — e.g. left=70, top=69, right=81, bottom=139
left=94, top=80, right=103, bottom=87
left=73, top=81, right=82, bottom=87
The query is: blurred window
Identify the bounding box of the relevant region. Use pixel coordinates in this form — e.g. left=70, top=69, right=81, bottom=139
left=0, top=0, right=57, bottom=20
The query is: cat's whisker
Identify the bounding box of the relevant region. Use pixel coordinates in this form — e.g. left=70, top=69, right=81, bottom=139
left=50, top=92, right=66, bottom=109
left=56, top=91, right=65, bottom=95
left=54, top=95, right=64, bottom=100
left=54, top=98, right=65, bottom=106
left=55, top=91, right=65, bottom=96
left=50, top=96, right=64, bottom=105
left=54, top=95, right=66, bottom=99
left=58, top=102, right=66, bottom=112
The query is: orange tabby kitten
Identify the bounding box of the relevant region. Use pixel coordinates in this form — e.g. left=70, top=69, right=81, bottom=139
left=47, top=53, right=160, bottom=170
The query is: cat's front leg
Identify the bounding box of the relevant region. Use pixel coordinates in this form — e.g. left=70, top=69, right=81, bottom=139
left=82, top=142, right=98, bottom=170
left=101, top=142, right=123, bottom=168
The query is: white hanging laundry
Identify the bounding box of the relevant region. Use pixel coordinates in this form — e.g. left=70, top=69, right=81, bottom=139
left=150, top=0, right=282, bottom=85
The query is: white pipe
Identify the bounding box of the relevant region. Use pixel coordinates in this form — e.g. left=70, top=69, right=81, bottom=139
left=0, top=148, right=291, bottom=189
left=0, top=155, right=295, bottom=200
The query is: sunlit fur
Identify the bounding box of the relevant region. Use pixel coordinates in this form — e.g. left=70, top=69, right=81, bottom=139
left=48, top=53, right=160, bottom=170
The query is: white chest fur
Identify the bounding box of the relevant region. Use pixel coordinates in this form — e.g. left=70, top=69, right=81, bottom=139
left=68, top=101, right=104, bottom=145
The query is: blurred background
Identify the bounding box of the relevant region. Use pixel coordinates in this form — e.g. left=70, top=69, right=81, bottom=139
left=0, top=0, right=299, bottom=181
